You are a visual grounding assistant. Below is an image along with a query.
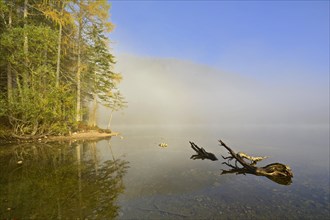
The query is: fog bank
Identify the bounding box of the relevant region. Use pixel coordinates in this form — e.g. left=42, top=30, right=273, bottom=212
left=98, top=54, right=329, bottom=127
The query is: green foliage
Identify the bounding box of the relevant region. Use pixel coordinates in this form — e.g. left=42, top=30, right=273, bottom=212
left=0, top=25, right=57, bottom=64
left=1, top=86, right=76, bottom=136
left=0, top=0, right=126, bottom=137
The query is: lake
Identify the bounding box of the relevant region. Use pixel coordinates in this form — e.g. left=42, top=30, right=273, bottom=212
left=0, top=124, right=329, bottom=219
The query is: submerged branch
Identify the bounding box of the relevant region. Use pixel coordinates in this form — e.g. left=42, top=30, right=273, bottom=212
left=189, top=141, right=218, bottom=161
left=219, top=139, right=293, bottom=185
left=189, top=140, right=293, bottom=185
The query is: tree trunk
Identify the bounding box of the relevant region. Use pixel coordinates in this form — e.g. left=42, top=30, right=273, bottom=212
left=88, top=69, right=98, bottom=127
left=88, top=92, right=97, bottom=127
left=7, top=63, right=12, bottom=101
left=7, top=2, right=13, bottom=101
left=76, top=14, right=82, bottom=122
left=55, top=23, right=62, bottom=87
left=55, top=2, right=64, bottom=87
left=23, top=0, right=28, bottom=56
left=107, top=110, right=113, bottom=130
left=22, top=0, right=29, bottom=94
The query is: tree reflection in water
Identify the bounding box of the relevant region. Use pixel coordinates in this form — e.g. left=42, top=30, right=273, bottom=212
left=0, top=140, right=129, bottom=219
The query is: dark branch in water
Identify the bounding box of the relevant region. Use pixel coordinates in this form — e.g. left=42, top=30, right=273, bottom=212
left=189, top=140, right=293, bottom=185
left=189, top=141, right=218, bottom=161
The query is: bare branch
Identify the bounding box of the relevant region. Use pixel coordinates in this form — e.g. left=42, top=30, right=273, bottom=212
left=218, top=140, right=293, bottom=185
left=189, top=142, right=218, bottom=161
left=189, top=139, right=293, bottom=185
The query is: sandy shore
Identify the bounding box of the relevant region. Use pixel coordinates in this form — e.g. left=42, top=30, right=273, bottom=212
left=46, top=130, right=120, bottom=141
left=0, top=130, right=120, bottom=144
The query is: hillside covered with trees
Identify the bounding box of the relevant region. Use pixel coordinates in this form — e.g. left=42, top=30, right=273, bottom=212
left=0, top=0, right=125, bottom=138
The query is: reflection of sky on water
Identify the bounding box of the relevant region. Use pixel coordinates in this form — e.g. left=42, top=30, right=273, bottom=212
left=100, top=124, right=329, bottom=219
left=0, top=123, right=328, bottom=219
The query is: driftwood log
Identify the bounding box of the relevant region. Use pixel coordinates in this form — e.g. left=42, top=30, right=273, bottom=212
left=189, top=140, right=293, bottom=185
left=189, top=141, right=218, bottom=161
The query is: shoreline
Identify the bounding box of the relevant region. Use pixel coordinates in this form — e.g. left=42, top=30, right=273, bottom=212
left=0, top=130, right=120, bottom=144
left=48, top=130, right=120, bottom=141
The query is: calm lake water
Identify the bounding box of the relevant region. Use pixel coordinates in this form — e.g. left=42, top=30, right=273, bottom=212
left=0, top=124, right=329, bottom=219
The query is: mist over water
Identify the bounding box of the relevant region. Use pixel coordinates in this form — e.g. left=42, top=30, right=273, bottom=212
left=95, top=53, right=329, bottom=170
left=95, top=53, right=329, bottom=218
left=98, top=53, right=329, bottom=127
left=2, top=53, right=329, bottom=219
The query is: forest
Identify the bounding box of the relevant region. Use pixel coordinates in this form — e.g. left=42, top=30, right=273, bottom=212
left=0, top=0, right=125, bottom=138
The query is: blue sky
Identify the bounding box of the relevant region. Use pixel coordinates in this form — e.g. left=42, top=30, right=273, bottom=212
left=109, top=1, right=329, bottom=84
